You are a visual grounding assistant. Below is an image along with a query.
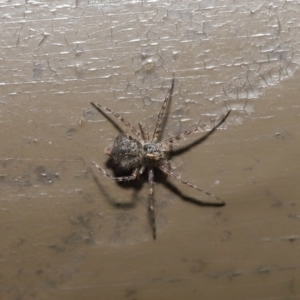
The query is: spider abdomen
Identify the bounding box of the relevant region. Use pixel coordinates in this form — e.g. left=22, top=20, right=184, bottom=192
left=109, top=134, right=143, bottom=170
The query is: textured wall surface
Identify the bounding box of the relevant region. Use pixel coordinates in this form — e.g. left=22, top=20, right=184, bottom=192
left=0, top=1, right=300, bottom=299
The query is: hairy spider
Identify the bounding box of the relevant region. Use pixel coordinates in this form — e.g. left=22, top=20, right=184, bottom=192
left=91, top=78, right=231, bottom=239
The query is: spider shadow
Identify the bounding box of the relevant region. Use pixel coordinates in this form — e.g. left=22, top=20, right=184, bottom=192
left=91, top=158, right=147, bottom=210
left=161, top=111, right=231, bottom=207
left=169, top=110, right=231, bottom=158
left=156, top=168, right=225, bottom=207
left=91, top=157, right=224, bottom=214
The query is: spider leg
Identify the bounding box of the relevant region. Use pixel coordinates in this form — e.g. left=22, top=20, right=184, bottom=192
left=162, top=110, right=231, bottom=145
left=152, top=78, right=175, bottom=143
left=93, top=161, right=139, bottom=182
left=139, top=164, right=146, bottom=175
left=162, top=124, right=206, bottom=145
left=91, top=102, right=142, bottom=141
left=148, top=167, right=156, bottom=239
left=138, top=122, right=150, bottom=142
left=159, top=164, right=224, bottom=205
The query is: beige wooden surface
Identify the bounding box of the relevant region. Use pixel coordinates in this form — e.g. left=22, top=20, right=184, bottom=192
left=0, top=1, right=299, bottom=299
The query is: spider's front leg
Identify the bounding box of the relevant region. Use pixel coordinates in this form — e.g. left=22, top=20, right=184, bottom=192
left=152, top=78, right=175, bottom=143
left=148, top=167, right=156, bottom=239
left=93, top=161, right=139, bottom=182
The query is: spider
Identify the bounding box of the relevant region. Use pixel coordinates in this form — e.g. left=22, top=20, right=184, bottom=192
left=91, top=78, right=231, bottom=239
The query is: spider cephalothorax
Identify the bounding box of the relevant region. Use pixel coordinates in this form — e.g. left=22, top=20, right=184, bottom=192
left=143, top=143, right=165, bottom=163
left=91, top=78, right=231, bottom=239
